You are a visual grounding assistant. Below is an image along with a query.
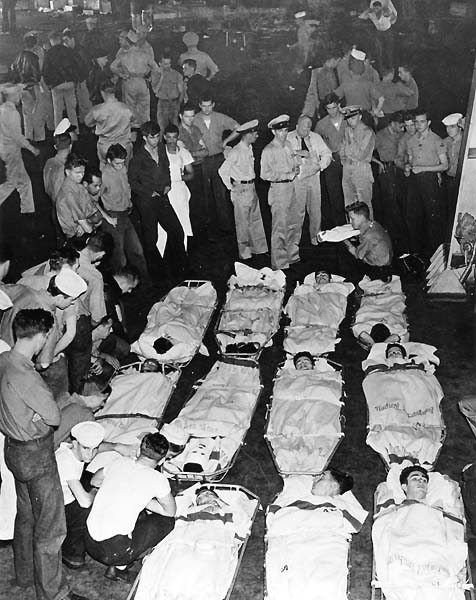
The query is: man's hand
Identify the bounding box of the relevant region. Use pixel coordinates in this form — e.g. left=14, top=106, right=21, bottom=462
left=100, top=353, right=121, bottom=370
left=105, top=215, right=118, bottom=227
left=90, top=360, right=103, bottom=375
left=163, top=186, right=171, bottom=195
left=30, top=146, right=40, bottom=156
left=411, top=166, right=424, bottom=174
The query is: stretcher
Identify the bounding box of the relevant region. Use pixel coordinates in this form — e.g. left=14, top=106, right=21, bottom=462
left=363, top=342, right=446, bottom=470
left=371, top=463, right=475, bottom=600
left=265, top=357, right=344, bottom=476
left=128, top=484, right=260, bottom=600
left=283, top=273, right=354, bottom=356
left=214, top=262, right=286, bottom=359
left=162, top=357, right=262, bottom=482
left=131, top=280, right=218, bottom=367
left=352, top=276, right=409, bottom=347
left=94, top=362, right=181, bottom=444
left=264, top=475, right=368, bottom=600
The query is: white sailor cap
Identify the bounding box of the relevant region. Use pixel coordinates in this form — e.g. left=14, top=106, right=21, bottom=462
left=161, top=422, right=189, bottom=446
left=342, top=105, right=362, bottom=119
left=442, top=112, right=463, bottom=127
left=350, top=48, right=366, bottom=61
left=54, top=118, right=76, bottom=136
left=71, top=421, right=105, bottom=448
left=237, top=119, right=259, bottom=134
left=126, top=30, right=138, bottom=43
left=294, top=11, right=306, bottom=18
left=267, top=114, right=290, bottom=130
left=54, top=268, right=87, bottom=299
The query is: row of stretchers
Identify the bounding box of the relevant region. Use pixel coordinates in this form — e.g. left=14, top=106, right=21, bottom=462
left=94, top=266, right=472, bottom=600
left=1, top=262, right=470, bottom=599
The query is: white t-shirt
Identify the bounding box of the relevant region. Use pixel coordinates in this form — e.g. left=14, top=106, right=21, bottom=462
left=166, top=146, right=194, bottom=182
left=55, top=442, right=85, bottom=506
left=87, top=457, right=171, bottom=541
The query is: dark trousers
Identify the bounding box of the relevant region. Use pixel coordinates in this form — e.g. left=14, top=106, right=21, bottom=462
left=85, top=510, right=174, bottom=566
left=4, top=431, right=69, bottom=600
left=444, top=174, right=459, bottom=238
left=63, top=500, right=90, bottom=562
left=405, top=171, right=446, bottom=259
left=101, top=211, right=149, bottom=281
left=375, top=163, right=409, bottom=256
left=187, top=162, right=206, bottom=233
left=201, top=153, right=234, bottom=234
left=134, top=194, right=187, bottom=282
left=321, top=156, right=346, bottom=228
left=375, top=28, right=395, bottom=71
left=66, top=314, right=92, bottom=394
left=40, top=355, right=69, bottom=400
left=2, top=0, right=16, bottom=32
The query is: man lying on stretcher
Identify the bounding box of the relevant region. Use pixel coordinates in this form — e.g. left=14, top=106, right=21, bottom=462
left=373, top=464, right=468, bottom=600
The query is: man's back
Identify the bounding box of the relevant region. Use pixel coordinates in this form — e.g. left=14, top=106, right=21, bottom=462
left=87, top=457, right=171, bottom=541
left=43, top=44, right=78, bottom=88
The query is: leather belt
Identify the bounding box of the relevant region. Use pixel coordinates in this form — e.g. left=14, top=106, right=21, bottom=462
left=273, top=179, right=293, bottom=183
left=231, top=178, right=255, bottom=184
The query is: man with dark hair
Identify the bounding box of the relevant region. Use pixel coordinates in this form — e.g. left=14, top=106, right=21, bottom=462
left=376, top=68, right=415, bottom=118
left=56, top=155, right=103, bottom=238
left=311, top=469, right=354, bottom=496
left=62, top=28, right=91, bottom=126
left=178, top=103, right=208, bottom=233
left=397, top=65, right=419, bottom=111
left=193, top=96, right=240, bottom=235
left=42, top=30, right=81, bottom=129
left=19, top=246, right=80, bottom=290
left=86, top=432, right=176, bottom=582
left=399, top=465, right=429, bottom=501
left=152, top=53, right=184, bottom=134
left=84, top=80, right=133, bottom=168
left=182, top=58, right=210, bottom=108
left=344, top=201, right=393, bottom=281
left=405, top=109, right=448, bottom=260
left=314, top=92, right=347, bottom=227
left=0, top=308, right=89, bottom=600
left=9, top=33, right=42, bottom=142
left=129, top=121, right=186, bottom=281
left=293, top=351, right=315, bottom=371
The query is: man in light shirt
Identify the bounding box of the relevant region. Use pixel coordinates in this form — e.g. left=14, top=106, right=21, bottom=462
left=219, top=120, right=268, bottom=261
left=85, top=432, right=176, bottom=583
left=287, top=115, right=332, bottom=245
left=359, top=0, right=397, bottom=71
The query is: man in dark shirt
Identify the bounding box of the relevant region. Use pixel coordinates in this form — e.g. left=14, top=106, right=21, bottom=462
left=182, top=58, right=210, bottom=108
left=129, top=120, right=187, bottom=282
left=0, top=309, right=89, bottom=600
left=42, top=30, right=82, bottom=129
left=343, top=201, right=393, bottom=281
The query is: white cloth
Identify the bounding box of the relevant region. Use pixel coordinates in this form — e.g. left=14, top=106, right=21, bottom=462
left=87, top=457, right=171, bottom=541
left=373, top=473, right=467, bottom=600
left=134, top=486, right=258, bottom=600
left=0, top=433, right=15, bottom=540
left=318, top=224, right=360, bottom=243
left=352, top=291, right=408, bottom=340
left=266, top=477, right=368, bottom=600
left=362, top=342, right=439, bottom=373
left=55, top=442, right=84, bottom=505
left=132, top=282, right=216, bottom=364
left=267, top=366, right=343, bottom=473
left=167, top=146, right=194, bottom=241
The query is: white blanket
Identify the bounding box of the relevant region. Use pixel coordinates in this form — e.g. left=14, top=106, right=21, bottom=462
left=267, top=368, right=343, bottom=473
left=135, top=485, right=258, bottom=600
left=95, top=371, right=177, bottom=441
left=359, top=275, right=403, bottom=295
left=373, top=473, right=467, bottom=600
left=285, top=282, right=352, bottom=329
left=266, top=476, right=367, bottom=600
left=132, top=282, right=216, bottom=364
left=352, top=292, right=408, bottom=340
left=283, top=324, right=341, bottom=356
left=0, top=433, right=15, bottom=540
left=165, top=362, right=261, bottom=475
left=364, top=368, right=444, bottom=467
left=317, top=224, right=360, bottom=243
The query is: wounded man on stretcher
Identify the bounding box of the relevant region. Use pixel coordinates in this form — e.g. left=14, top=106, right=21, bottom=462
left=134, top=485, right=258, bottom=600
left=266, top=470, right=367, bottom=600
left=373, top=464, right=468, bottom=600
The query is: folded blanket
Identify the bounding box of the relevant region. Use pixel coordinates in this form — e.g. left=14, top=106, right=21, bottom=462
left=283, top=325, right=340, bottom=356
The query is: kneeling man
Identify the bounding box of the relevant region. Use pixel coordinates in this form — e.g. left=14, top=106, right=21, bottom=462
left=85, top=432, right=176, bottom=582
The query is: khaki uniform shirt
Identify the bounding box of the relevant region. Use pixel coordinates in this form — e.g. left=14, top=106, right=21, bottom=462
left=340, top=121, right=375, bottom=165
left=219, top=140, right=255, bottom=190
left=260, top=138, right=296, bottom=182
left=84, top=98, right=132, bottom=141
left=406, top=129, right=446, bottom=167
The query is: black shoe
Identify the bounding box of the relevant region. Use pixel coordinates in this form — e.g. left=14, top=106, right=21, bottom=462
left=62, top=555, right=86, bottom=570
left=104, top=565, right=137, bottom=584
left=67, top=592, right=90, bottom=600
